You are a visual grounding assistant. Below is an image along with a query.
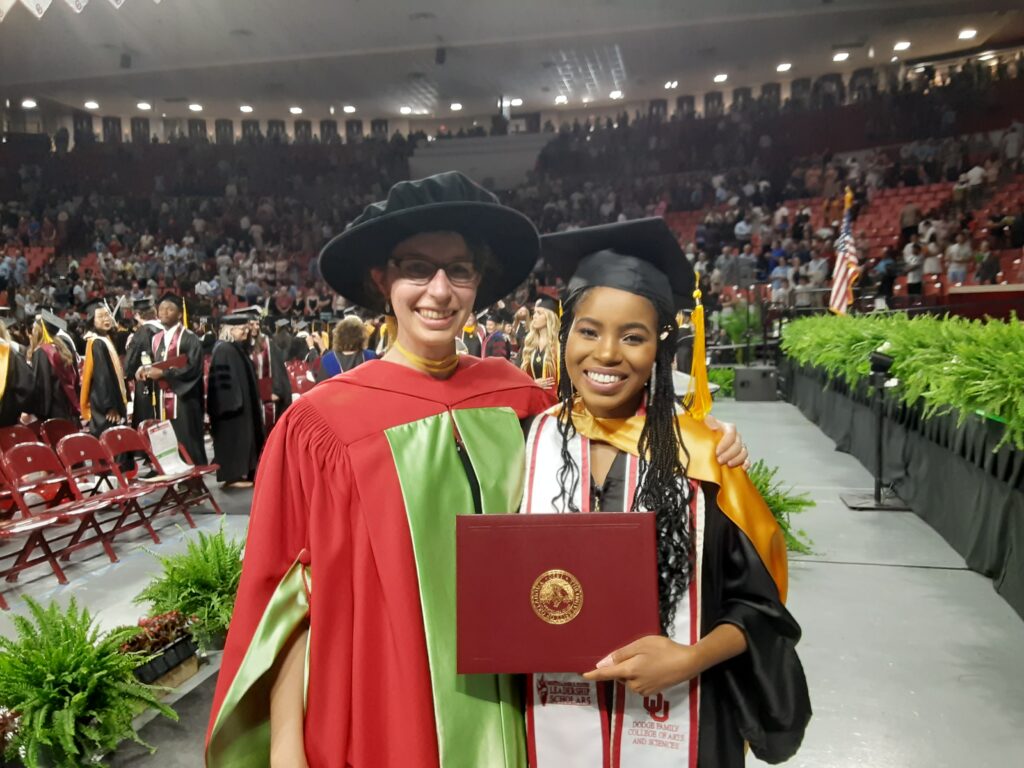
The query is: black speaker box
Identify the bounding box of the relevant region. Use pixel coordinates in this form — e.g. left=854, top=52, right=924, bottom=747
left=734, top=366, right=777, bottom=401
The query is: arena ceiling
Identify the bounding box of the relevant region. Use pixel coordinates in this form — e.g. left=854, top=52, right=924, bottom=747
left=1, top=0, right=1022, bottom=122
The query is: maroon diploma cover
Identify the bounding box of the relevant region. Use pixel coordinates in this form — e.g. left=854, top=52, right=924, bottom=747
left=456, top=512, right=660, bottom=674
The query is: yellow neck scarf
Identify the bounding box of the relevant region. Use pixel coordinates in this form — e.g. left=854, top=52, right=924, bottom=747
left=562, top=398, right=789, bottom=602
left=393, top=340, right=459, bottom=376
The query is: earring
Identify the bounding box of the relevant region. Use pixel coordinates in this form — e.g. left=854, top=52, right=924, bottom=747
left=648, top=362, right=657, bottom=401
left=383, top=299, right=393, bottom=315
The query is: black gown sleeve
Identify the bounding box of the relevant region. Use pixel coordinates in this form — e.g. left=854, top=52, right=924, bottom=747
left=29, top=348, right=55, bottom=420
left=123, top=327, right=150, bottom=380
left=710, top=503, right=811, bottom=764
left=207, top=344, right=244, bottom=418
left=270, top=342, right=293, bottom=401
left=162, top=332, right=204, bottom=396
left=89, top=342, right=125, bottom=416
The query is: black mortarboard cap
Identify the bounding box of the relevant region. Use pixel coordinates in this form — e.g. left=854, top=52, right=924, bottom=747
left=275, top=318, right=291, bottom=329
left=541, top=218, right=696, bottom=317
left=220, top=314, right=250, bottom=326
left=40, top=309, right=68, bottom=333
left=133, top=296, right=155, bottom=311
left=534, top=295, right=560, bottom=314
left=157, top=292, right=183, bottom=310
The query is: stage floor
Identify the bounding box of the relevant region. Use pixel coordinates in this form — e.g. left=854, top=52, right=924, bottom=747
left=3, top=402, right=1022, bottom=767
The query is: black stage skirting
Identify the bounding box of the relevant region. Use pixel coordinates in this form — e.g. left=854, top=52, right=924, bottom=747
left=782, top=360, right=1024, bottom=621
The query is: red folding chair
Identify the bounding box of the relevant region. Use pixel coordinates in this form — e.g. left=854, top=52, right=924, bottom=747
left=55, top=433, right=170, bottom=542
left=132, top=425, right=222, bottom=516
left=101, top=427, right=206, bottom=525
left=1, top=513, right=68, bottom=610
left=0, top=425, right=38, bottom=452
left=1, top=443, right=119, bottom=569
left=40, top=418, right=80, bottom=449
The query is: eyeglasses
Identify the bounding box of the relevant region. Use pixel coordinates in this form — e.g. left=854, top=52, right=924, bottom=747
left=389, top=258, right=480, bottom=287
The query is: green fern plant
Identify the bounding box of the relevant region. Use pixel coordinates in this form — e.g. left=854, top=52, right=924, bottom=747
left=707, top=367, right=736, bottom=398
left=747, top=460, right=815, bottom=555
left=781, top=313, right=1024, bottom=449
left=134, top=526, right=244, bottom=649
left=0, top=598, right=176, bottom=768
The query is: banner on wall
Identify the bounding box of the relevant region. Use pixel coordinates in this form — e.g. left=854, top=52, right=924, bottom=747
left=64, top=0, right=88, bottom=13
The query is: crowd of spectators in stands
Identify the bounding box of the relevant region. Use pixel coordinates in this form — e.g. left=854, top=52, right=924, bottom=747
left=1, top=52, right=1023, bottom=327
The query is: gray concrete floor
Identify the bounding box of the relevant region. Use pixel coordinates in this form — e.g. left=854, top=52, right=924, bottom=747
left=712, top=401, right=1024, bottom=768
left=5, top=402, right=1023, bottom=767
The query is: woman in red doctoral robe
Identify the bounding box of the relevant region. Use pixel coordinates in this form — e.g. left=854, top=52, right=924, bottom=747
left=205, top=173, right=749, bottom=768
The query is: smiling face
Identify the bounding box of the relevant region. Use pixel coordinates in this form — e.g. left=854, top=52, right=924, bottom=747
left=565, top=287, right=659, bottom=419
left=370, top=231, right=481, bottom=359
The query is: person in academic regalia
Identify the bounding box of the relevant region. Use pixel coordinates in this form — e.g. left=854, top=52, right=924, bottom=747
left=273, top=319, right=301, bottom=363
left=207, top=314, right=264, bottom=488
left=521, top=218, right=810, bottom=768
left=123, top=297, right=163, bottom=428
left=140, top=293, right=208, bottom=465
left=205, top=173, right=750, bottom=768
left=519, top=295, right=560, bottom=390
left=460, top=313, right=484, bottom=356
left=80, top=301, right=128, bottom=435
left=248, top=313, right=292, bottom=429
left=481, top=312, right=511, bottom=359
left=316, top=315, right=375, bottom=381
left=28, top=310, right=81, bottom=422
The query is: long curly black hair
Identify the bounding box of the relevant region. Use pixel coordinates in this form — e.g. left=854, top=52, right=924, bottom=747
left=552, top=287, right=695, bottom=633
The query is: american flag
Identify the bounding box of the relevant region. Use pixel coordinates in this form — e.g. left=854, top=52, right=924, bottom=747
left=829, top=189, right=861, bottom=315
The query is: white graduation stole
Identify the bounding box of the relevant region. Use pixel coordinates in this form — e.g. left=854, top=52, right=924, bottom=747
left=521, top=410, right=706, bottom=768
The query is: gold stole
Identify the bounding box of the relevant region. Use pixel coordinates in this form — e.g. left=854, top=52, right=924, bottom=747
left=564, top=399, right=789, bottom=602
left=80, top=335, right=128, bottom=420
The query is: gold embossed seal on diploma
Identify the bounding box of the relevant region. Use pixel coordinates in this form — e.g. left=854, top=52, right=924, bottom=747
left=530, top=569, right=584, bottom=624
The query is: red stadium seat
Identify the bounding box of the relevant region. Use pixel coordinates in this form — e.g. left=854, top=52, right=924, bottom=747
left=40, top=418, right=80, bottom=449
left=0, top=425, right=38, bottom=452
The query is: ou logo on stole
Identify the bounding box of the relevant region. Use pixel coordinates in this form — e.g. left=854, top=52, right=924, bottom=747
left=643, top=693, right=670, bottom=723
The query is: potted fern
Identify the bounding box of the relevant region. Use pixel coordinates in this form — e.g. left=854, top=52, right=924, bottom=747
left=0, top=598, right=177, bottom=768
left=134, top=526, right=244, bottom=651
left=748, top=460, right=814, bottom=555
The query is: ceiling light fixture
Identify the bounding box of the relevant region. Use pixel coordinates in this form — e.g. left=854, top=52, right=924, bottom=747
left=713, top=74, right=728, bottom=84
left=833, top=52, right=850, bottom=62
left=137, top=102, right=152, bottom=111
left=609, top=90, right=624, bottom=99
left=510, top=98, right=523, bottom=107
left=450, top=102, right=463, bottom=111
left=894, top=41, right=911, bottom=51
left=664, top=80, right=679, bottom=89
left=582, top=96, right=592, bottom=104
left=958, top=28, right=977, bottom=40
left=978, top=52, right=996, bottom=62
left=329, top=106, right=335, bottom=115
left=84, top=100, right=99, bottom=110
left=343, top=105, right=356, bottom=114
left=555, top=95, right=568, bottom=105
left=240, top=105, right=254, bottom=113
left=188, top=103, right=203, bottom=112
left=891, top=56, right=899, bottom=63
left=776, top=63, right=792, bottom=73
left=400, top=106, right=412, bottom=115
left=21, top=99, right=37, bottom=109
left=289, top=106, right=303, bottom=115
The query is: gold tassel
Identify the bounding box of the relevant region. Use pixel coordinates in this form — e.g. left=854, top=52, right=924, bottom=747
left=686, top=275, right=714, bottom=420
left=182, top=298, right=189, bottom=329
left=39, top=319, right=53, bottom=345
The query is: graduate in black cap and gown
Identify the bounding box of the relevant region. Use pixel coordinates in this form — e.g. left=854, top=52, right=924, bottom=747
left=521, top=218, right=809, bottom=768
left=140, top=293, right=208, bottom=464
left=124, top=297, right=163, bottom=427
left=207, top=313, right=264, bottom=487
left=519, top=295, right=561, bottom=389
left=80, top=300, right=128, bottom=435
left=28, top=310, right=81, bottom=421
left=481, top=312, right=511, bottom=359
left=248, top=311, right=292, bottom=429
